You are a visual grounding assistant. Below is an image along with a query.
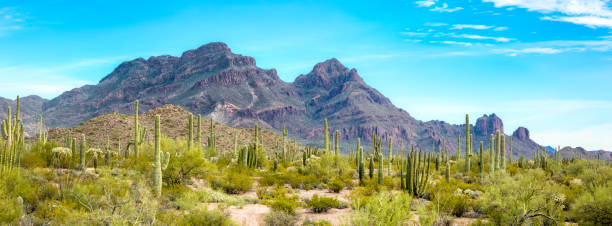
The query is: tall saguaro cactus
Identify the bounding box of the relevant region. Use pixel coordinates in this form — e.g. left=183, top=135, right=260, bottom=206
left=465, top=114, right=471, bottom=172
left=388, top=137, right=393, bottom=176
left=378, top=152, right=383, bottom=184
left=501, top=135, right=506, bottom=171
left=489, top=134, right=494, bottom=173
left=208, top=120, right=216, bottom=154
left=509, top=136, right=513, bottom=164
left=324, top=119, right=329, bottom=152
left=479, top=141, right=484, bottom=178
left=196, top=115, right=202, bottom=150
left=152, top=115, right=170, bottom=197
left=188, top=114, right=193, bottom=150
left=129, top=101, right=146, bottom=158
left=80, top=134, right=86, bottom=170
left=334, top=130, right=339, bottom=156
left=495, top=130, right=501, bottom=170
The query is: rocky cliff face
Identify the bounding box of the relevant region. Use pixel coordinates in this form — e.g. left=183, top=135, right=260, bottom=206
left=1, top=42, right=592, bottom=158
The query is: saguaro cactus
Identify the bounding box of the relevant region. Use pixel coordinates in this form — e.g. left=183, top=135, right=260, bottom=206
left=445, top=160, right=450, bottom=181
left=129, top=101, right=146, bottom=158
left=208, top=120, right=216, bottom=154
left=368, top=154, right=374, bottom=179
left=334, top=130, right=339, bottom=156
left=358, top=147, right=364, bottom=185
left=80, top=134, right=86, bottom=170
left=324, top=119, right=329, bottom=152
left=501, top=135, right=506, bottom=171
left=378, top=153, right=383, bottom=184
left=479, top=141, right=484, bottom=177
left=196, top=115, right=202, bottom=150
left=465, top=114, right=471, bottom=173
left=388, top=137, right=393, bottom=176
left=509, top=136, right=513, bottom=164
left=152, top=115, right=170, bottom=197
left=495, top=130, right=501, bottom=170
left=489, top=134, right=494, bottom=173
left=188, top=114, right=193, bottom=150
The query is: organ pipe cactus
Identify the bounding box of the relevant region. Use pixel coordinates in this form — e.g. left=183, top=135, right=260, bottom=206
left=152, top=115, right=170, bottom=197
left=405, top=148, right=431, bottom=197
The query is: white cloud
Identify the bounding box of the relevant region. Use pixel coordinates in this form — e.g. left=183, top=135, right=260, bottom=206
left=431, top=3, right=464, bottom=13
left=0, top=7, right=26, bottom=36
left=424, top=22, right=448, bottom=26
left=400, top=31, right=430, bottom=36
left=415, top=0, right=437, bottom=7
left=498, top=47, right=562, bottom=56
left=452, top=33, right=514, bottom=42
left=451, top=24, right=493, bottom=30
left=493, top=26, right=508, bottom=31
left=483, top=0, right=612, bottom=28
left=430, top=40, right=474, bottom=46
left=542, top=15, right=612, bottom=28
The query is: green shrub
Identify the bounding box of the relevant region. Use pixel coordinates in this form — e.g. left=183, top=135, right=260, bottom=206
left=182, top=208, right=234, bottom=226
left=264, top=210, right=297, bottom=226
left=306, top=194, right=340, bottom=213
left=262, top=187, right=300, bottom=215
left=164, top=149, right=209, bottom=186
left=571, top=183, right=612, bottom=225
left=351, top=191, right=413, bottom=226
left=211, top=170, right=253, bottom=194
left=327, top=177, right=345, bottom=193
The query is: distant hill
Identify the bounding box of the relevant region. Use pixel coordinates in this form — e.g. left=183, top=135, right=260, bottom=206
left=3, top=42, right=608, bottom=159
left=47, top=105, right=289, bottom=153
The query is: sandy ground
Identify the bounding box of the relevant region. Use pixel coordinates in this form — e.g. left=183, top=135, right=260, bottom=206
left=226, top=204, right=271, bottom=226
left=295, top=188, right=351, bottom=203
left=297, top=207, right=352, bottom=225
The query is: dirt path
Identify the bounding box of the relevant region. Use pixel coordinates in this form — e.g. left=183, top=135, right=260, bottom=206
left=297, top=207, right=352, bottom=225
left=226, top=204, right=271, bottom=226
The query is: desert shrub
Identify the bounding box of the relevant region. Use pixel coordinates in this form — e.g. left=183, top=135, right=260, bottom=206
left=182, top=208, right=234, bottom=226
left=39, top=183, right=60, bottom=201
left=479, top=170, right=565, bottom=225
left=164, top=149, right=209, bottom=186
left=262, top=187, right=300, bottom=215
left=0, top=195, right=23, bottom=224
left=264, top=210, right=297, bottom=226
left=571, top=182, right=612, bottom=225
left=306, top=194, right=340, bottom=213
left=326, top=177, right=344, bottom=193
left=176, top=187, right=257, bottom=210
left=351, top=191, right=413, bottom=226
left=211, top=170, right=253, bottom=194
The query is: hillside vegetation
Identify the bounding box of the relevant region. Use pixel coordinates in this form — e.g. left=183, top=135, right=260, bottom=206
left=1, top=99, right=611, bottom=225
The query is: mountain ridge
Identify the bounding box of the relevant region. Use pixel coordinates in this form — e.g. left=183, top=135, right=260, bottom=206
left=2, top=42, right=608, bottom=158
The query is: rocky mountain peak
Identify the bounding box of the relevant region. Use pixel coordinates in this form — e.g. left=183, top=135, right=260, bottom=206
left=513, top=127, right=530, bottom=141
left=474, top=113, right=504, bottom=136
left=181, top=42, right=231, bottom=58
left=294, top=58, right=363, bottom=89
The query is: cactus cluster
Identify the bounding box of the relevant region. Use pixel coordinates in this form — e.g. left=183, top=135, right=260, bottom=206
left=1, top=101, right=25, bottom=174
left=402, top=147, right=431, bottom=197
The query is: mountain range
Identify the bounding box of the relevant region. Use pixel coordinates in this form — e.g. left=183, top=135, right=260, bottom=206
left=1, top=42, right=608, bottom=159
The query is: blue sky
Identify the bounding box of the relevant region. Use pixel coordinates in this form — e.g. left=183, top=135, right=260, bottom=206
left=1, top=0, right=611, bottom=150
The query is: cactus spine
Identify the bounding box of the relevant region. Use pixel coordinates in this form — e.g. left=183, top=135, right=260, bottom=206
left=324, top=119, right=329, bottom=152
left=152, top=115, right=170, bottom=197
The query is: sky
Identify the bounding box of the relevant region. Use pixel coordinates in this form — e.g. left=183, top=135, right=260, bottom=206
left=0, top=0, right=611, bottom=150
